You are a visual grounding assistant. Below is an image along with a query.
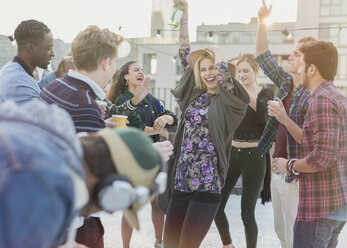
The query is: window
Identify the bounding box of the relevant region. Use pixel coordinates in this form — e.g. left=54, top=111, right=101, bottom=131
left=239, top=32, right=256, bottom=44
left=319, top=23, right=347, bottom=47
left=338, top=55, right=347, bottom=79
left=320, top=0, right=347, bottom=16
left=228, top=32, right=240, bottom=43
left=143, top=54, right=158, bottom=75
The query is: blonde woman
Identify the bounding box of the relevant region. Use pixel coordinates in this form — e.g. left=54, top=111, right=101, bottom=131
left=158, top=1, right=249, bottom=247
left=214, top=54, right=274, bottom=248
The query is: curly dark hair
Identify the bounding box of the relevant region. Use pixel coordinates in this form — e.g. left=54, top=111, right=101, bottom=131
left=14, top=19, right=51, bottom=50
left=106, top=61, right=137, bottom=103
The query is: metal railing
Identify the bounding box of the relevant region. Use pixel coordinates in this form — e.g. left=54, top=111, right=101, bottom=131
left=151, top=87, right=180, bottom=116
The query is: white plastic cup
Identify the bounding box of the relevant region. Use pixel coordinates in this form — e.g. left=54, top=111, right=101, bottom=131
left=268, top=100, right=280, bottom=116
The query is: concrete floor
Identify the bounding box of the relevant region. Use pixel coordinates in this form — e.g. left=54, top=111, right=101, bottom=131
left=101, top=195, right=347, bottom=248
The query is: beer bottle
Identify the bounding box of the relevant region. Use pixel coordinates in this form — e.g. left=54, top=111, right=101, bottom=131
left=169, top=1, right=184, bottom=28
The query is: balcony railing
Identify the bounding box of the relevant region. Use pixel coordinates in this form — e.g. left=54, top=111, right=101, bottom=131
left=151, top=87, right=180, bottom=116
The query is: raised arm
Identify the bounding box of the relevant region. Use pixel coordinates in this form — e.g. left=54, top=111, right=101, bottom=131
left=175, top=0, right=190, bottom=69
left=177, top=0, right=190, bottom=50
left=105, top=76, right=151, bottom=118
left=255, top=0, right=292, bottom=87
left=256, top=0, right=271, bottom=57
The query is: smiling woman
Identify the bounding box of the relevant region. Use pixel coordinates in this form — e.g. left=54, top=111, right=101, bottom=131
left=106, top=60, right=177, bottom=248
left=214, top=53, right=274, bottom=248
left=157, top=1, right=250, bottom=248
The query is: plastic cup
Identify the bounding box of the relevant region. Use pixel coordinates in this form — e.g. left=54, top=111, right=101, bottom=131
left=112, top=115, right=128, bottom=128
left=268, top=100, right=280, bottom=116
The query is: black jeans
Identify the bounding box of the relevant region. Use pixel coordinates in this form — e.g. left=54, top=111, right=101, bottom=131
left=214, top=147, right=266, bottom=248
left=75, top=217, right=104, bottom=248
left=163, top=190, right=221, bottom=248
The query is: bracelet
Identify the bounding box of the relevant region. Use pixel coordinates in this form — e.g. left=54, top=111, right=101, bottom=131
left=287, top=158, right=299, bottom=176
left=286, top=159, right=290, bottom=173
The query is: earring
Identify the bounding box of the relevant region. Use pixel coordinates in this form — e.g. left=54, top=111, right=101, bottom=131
left=125, top=79, right=128, bottom=86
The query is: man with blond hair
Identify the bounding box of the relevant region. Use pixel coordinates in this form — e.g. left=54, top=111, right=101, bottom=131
left=40, top=25, right=151, bottom=248
left=41, top=25, right=150, bottom=133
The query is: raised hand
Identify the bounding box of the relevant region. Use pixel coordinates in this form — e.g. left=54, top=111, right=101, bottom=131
left=258, top=0, right=272, bottom=23
left=205, top=45, right=227, bottom=64
left=132, top=76, right=152, bottom=105
left=174, top=0, right=187, bottom=8
left=177, top=0, right=190, bottom=49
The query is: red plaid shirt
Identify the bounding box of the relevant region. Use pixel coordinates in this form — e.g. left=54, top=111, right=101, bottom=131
left=297, top=81, right=347, bottom=221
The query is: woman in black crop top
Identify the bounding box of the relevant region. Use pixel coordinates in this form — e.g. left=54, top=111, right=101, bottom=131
left=214, top=54, right=274, bottom=248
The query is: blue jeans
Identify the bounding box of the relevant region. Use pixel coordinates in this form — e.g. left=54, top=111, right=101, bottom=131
left=293, top=219, right=346, bottom=248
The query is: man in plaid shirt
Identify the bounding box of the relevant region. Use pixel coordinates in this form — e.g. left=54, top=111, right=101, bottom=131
left=274, top=41, right=347, bottom=247
left=256, top=1, right=316, bottom=247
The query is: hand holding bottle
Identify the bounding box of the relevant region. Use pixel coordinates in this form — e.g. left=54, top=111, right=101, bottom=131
left=170, top=0, right=187, bottom=28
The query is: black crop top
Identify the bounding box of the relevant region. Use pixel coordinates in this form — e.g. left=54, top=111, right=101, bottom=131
left=233, top=87, right=274, bottom=142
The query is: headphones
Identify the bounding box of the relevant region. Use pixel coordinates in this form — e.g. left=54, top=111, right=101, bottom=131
left=91, top=157, right=167, bottom=213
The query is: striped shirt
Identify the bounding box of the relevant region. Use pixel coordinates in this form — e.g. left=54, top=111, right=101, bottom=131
left=256, top=51, right=311, bottom=182
left=297, top=81, right=347, bottom=221
left=40, top=70, right=134, bottom=133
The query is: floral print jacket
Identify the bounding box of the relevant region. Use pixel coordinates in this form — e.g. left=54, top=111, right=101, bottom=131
left=158, top=47, right=249, bottom=214
left=174, top=48, right=235, bottom=194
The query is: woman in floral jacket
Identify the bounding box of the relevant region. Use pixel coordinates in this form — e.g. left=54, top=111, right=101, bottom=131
left=157, top=1, right=250, bottom=248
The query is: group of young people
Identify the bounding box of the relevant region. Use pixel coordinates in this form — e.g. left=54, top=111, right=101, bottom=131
left=0, top=0, right=346, bottom=248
